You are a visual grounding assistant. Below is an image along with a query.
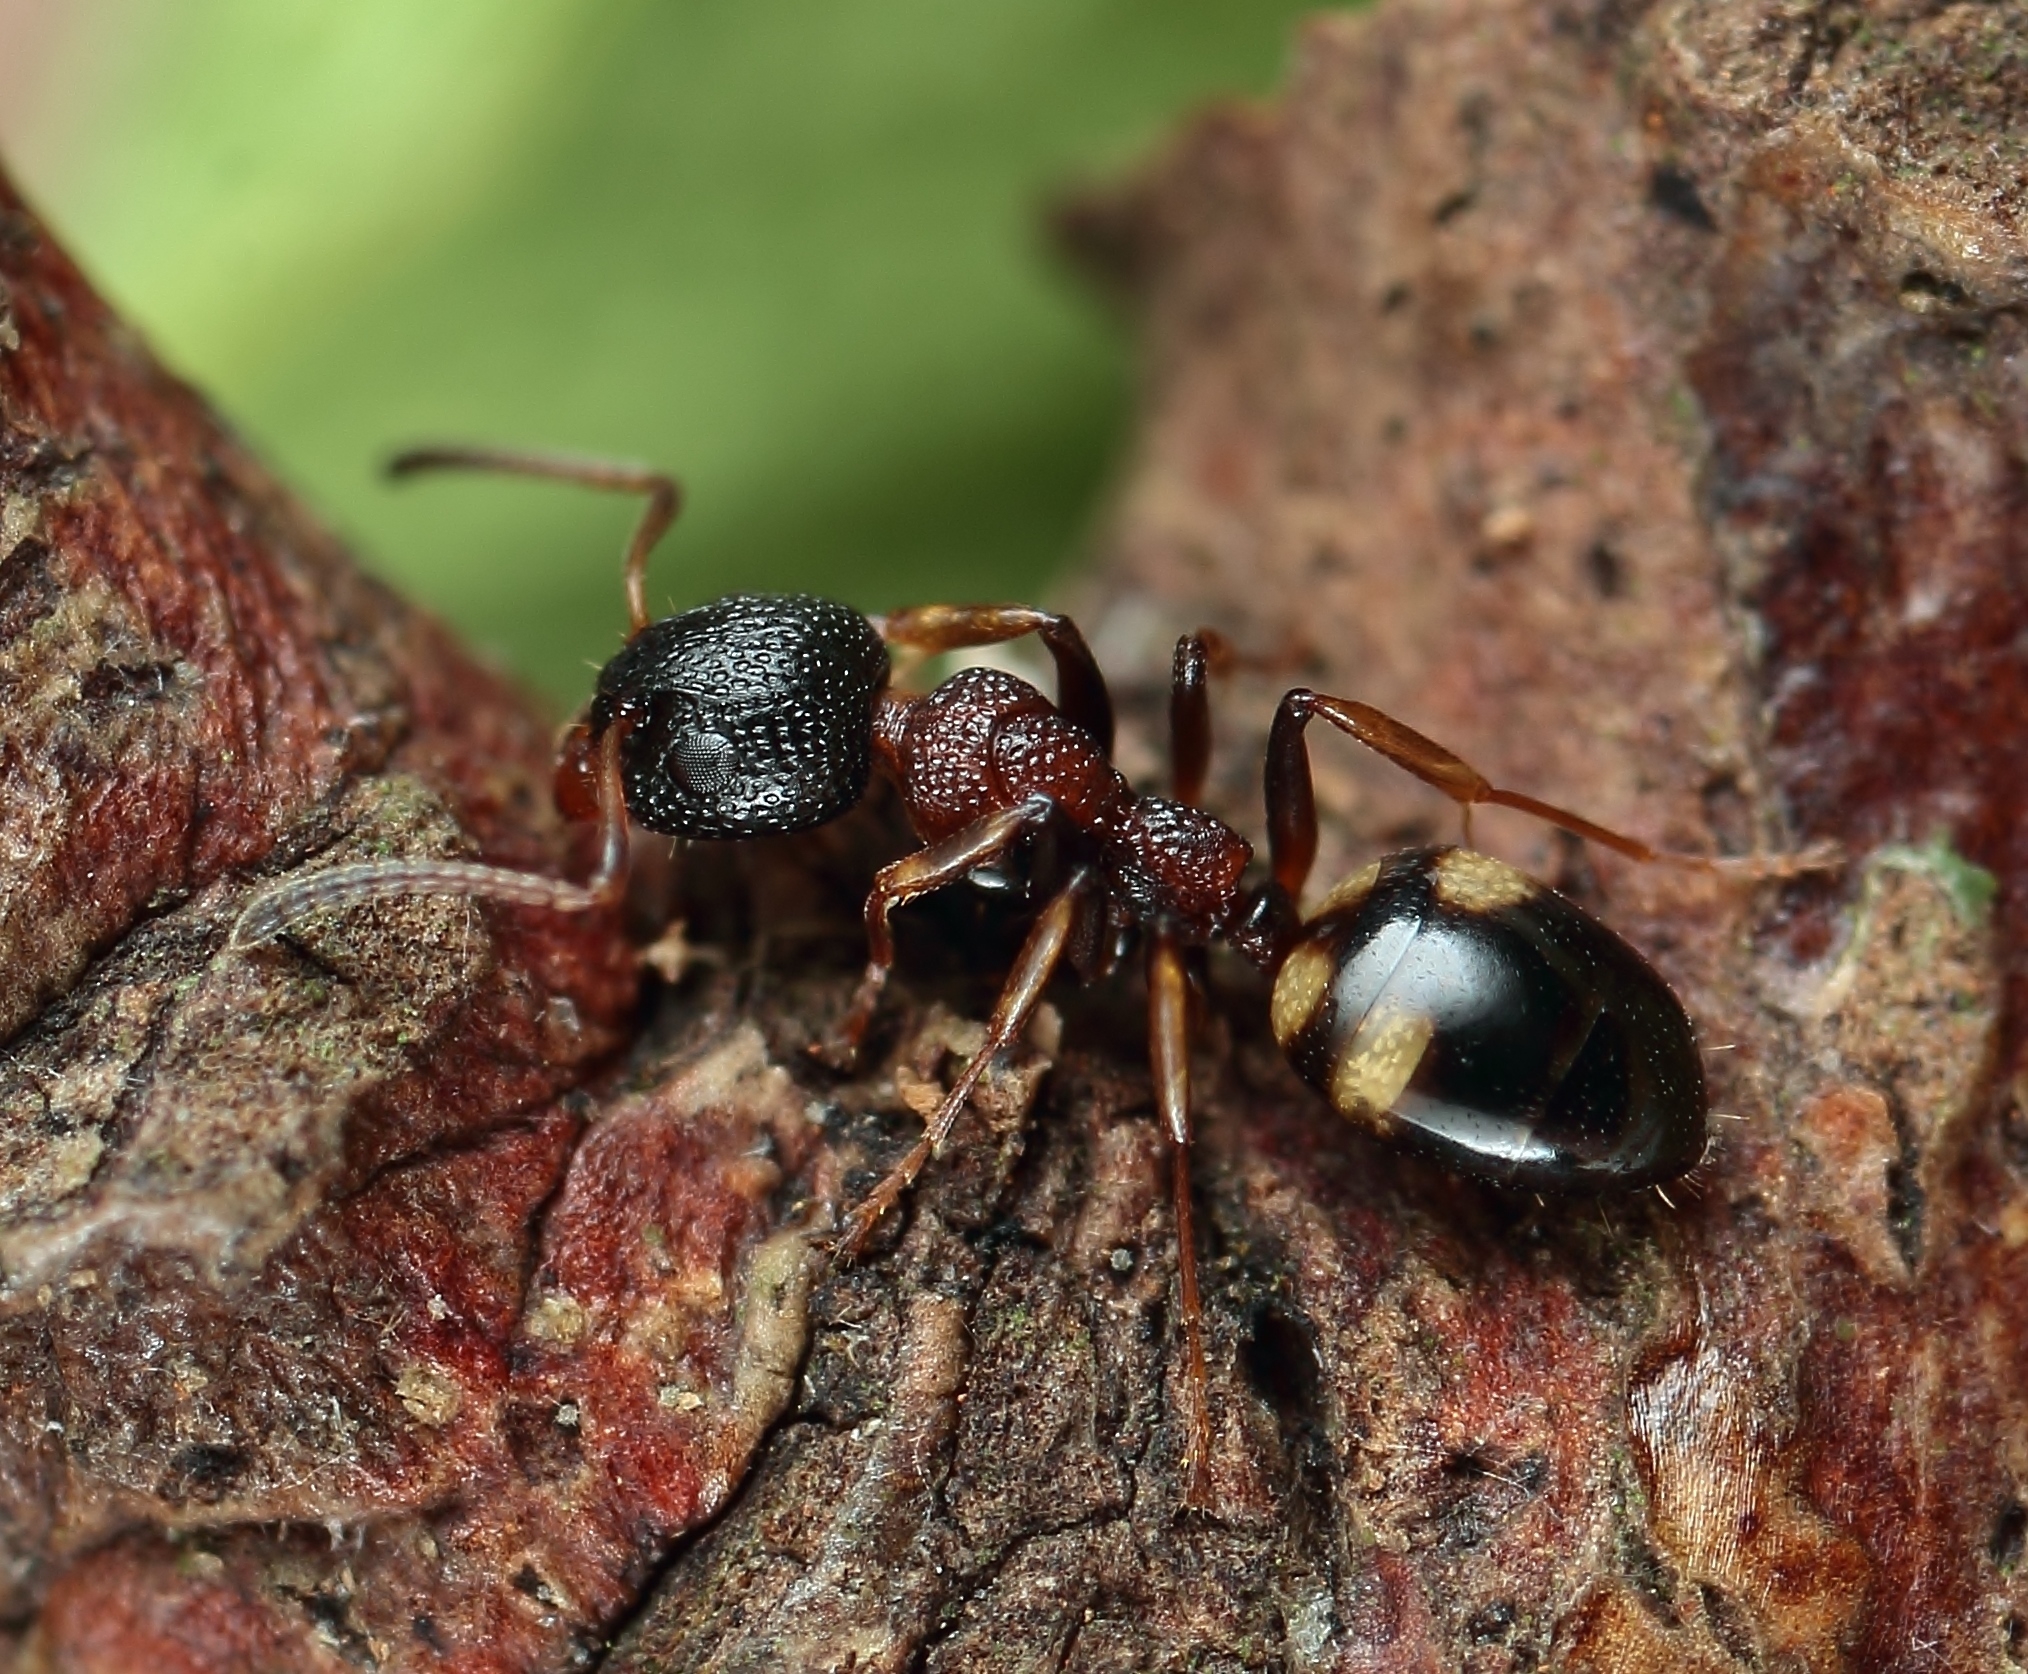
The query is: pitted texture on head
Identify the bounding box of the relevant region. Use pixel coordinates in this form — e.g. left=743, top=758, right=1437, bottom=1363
left=593, top=594, right=889, bottom=838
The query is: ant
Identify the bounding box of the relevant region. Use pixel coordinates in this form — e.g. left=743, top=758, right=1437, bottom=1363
left=233, top=447, right=1812, bottom=1495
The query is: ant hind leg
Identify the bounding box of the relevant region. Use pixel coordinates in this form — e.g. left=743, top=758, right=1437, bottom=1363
left=1261, top=688, right=1837, bottom=902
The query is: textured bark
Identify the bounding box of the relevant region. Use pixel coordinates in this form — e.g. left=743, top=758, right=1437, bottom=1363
left=614, top=0, right=2028, bottom=1668
left=3, top=0, right=2027, bottom=1669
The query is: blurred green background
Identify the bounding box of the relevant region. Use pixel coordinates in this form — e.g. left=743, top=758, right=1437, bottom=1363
left=0, top=0, right=1313, bottom=705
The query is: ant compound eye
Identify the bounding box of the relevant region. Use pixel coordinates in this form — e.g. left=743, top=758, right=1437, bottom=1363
left=672, top=730, right=737, bottom=797
left=592, top=594, right=889, bottom=839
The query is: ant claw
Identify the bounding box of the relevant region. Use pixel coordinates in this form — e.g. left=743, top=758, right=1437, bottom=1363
left=1790, top=837, right=1846, bottom=873
left=808, top=1031, right=865, bottom=1075
left=811, top=970, right=884, bottom=1074
left=1700, top=838, right=1846, bottom=881
left=829, top=1205, right=885, bottom=1265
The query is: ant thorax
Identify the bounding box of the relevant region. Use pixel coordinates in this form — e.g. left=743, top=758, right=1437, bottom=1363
left=871, top=665, right=1252, bottom=944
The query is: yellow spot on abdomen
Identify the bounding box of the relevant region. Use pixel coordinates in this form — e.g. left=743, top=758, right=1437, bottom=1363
left=1331, top=1003, right=1434, bottom=1125
left=1433, top=849, right=1538, bottom=912
left=1271, top=941, right=1335, bottom=1048
left=1314, top=859, right=1382, bottom=919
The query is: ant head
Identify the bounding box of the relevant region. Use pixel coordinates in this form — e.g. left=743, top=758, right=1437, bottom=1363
left=590, top=593, right=890, bottom=839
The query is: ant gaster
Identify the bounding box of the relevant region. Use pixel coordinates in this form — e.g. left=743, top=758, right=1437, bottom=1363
left=234, top=448, right=1779, bottom=1495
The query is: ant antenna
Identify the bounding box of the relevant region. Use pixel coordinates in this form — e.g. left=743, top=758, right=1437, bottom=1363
left=387, top=445, right=682, bottom=634
left=229, top=727, right=630, bottom=950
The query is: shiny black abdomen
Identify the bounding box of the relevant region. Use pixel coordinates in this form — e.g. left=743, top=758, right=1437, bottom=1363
left=1270, top=846, right=1705, bottom=1191
left=592, top=593, right=889, bottom=839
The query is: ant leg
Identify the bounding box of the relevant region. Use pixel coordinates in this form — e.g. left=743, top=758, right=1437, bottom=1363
left=1263, top=693, right=1328, bottom=902
left=388, top=445, right=681, bottom=635
left=819, top=794, right=1057, bottom=1067
left=1149, top=930, right=1212, bottom=1505
left=1168, top=629, right=1241, bottom=806
left=836, top=870, right=1090, bottom=1260
left=1265, top=690, right=1667, bottom=899
left=1263, top=689, right=1834, bottom=902
left=1171, top=635, right=1213, bottom=806
left=230, top=727, right=631, bottom=949
left=875, top=604, right=1114, bottom=755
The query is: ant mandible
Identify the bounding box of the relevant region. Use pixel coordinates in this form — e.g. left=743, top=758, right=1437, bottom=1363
left=233, top=447, right=1754, bottom=1495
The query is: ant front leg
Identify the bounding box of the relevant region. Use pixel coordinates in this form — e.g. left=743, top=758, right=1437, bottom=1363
left=837, top=868, right=1091, bottom=1260
left=231, top=725, right=631, bottom=949
left=388, top=445, right=682, bottom=635
left=877, top=604, right=1114, bottom=754
left=816, top=794, right=1058, bottom=1069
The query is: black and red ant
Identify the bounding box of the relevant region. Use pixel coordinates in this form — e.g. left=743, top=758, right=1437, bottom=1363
left=233, top=448, right=1811, bottom=1491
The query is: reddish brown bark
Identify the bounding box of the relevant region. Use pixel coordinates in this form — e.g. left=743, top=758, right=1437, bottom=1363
left=4, top=0, right=2027, bottom=1668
